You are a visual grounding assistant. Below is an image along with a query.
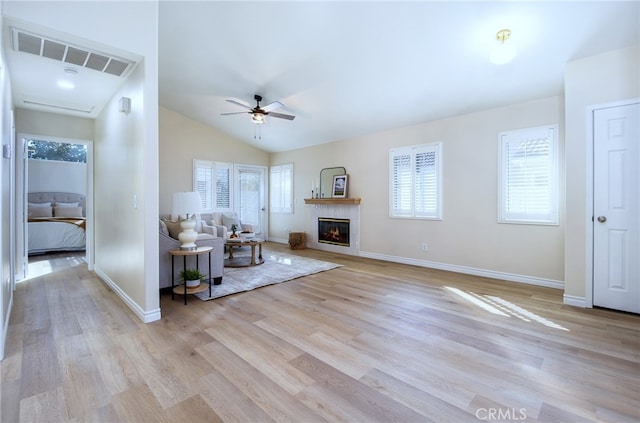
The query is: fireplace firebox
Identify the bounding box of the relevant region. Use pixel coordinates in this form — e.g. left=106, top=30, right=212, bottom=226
left=318, top=218, right=350, bottom=247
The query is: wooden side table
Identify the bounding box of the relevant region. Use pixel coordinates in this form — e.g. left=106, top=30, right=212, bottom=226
left=169, top=246, right=213, bottom=305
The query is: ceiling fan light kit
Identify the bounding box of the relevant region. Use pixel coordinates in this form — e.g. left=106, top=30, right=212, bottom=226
left=222, top=94, right=295, bottom=124
left=251, top=111, right=265, bottom=124
left=490, top=28, right=517, bottom=65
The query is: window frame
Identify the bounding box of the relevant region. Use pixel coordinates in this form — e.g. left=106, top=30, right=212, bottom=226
left=389, top=142, right=443, bottom=220
left=498, top=124, right=559, bottom=225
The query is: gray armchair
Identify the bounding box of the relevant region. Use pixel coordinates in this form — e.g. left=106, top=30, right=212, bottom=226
left=159, top=218, right=224, bottom=289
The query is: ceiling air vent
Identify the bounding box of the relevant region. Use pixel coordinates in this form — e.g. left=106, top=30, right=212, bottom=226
left=11, top=27, right=133, bottom=77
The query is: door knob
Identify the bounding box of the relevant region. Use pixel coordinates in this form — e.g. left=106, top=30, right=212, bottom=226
left=597, top=216, right=607, bottom=223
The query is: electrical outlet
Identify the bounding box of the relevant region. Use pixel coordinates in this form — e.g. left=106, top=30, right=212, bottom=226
left=421, top=242, right=428, bottom=252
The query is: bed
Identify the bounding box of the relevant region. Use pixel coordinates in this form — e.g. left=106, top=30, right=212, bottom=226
left=27, top=192, right=86, bottom=255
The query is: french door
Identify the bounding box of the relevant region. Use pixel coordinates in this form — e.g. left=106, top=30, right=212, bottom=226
left=592, top=101, right=639, bottom=313
left=235, top=165, right=266, bottom=236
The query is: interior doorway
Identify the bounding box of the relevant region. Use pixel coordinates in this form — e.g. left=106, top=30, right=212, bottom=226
left=589, top=100, right=639, bottom=313
left=16, top=134, right=93, bottom=281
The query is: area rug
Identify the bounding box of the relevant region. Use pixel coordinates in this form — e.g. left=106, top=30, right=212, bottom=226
left=193, top=249, right=341, bottom=301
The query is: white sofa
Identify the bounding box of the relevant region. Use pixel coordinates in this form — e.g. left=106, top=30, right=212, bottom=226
left=203, top=212, right=256, bottom=239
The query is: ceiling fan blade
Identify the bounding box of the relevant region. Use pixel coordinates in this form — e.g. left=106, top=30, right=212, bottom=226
left=221, top=111, right=250, bottom=116
left=261, top=101, right=284, bottom=113
left=225, top=99, right=252, bottom=110
left=268, top=112, right=296, bottom=121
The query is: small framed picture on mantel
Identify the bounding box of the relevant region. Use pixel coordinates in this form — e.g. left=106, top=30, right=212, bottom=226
left=332, top=174, right=348, bottom=198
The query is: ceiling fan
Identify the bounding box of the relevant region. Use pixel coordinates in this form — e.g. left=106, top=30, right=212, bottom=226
left=221, top=94, right=295, bottom=124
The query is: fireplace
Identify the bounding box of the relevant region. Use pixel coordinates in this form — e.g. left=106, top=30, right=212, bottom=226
left=318, top=218, right=350, bottom=247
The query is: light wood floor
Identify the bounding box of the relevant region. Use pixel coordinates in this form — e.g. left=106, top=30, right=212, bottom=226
left=2, top=243, right=638, bottom=422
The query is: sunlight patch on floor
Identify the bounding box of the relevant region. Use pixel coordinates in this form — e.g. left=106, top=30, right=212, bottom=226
left=445, top=286, right=569, bottom=331
left=21, top=255, right=85, bottom=282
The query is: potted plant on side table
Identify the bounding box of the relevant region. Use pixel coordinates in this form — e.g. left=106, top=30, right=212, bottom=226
left=180, top=268, right=205, bottom=288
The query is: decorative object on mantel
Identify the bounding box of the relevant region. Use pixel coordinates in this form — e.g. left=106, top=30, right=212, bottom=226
left=319, top=166, right=346, bottom=199
left=332, top=174, right=348, bottom=198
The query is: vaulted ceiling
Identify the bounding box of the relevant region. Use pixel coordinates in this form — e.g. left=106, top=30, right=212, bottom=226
left=4, top=1, right=639, bottom=152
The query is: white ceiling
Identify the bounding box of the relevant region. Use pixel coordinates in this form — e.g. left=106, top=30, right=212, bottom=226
left=4, top=1, right=640, bottom=152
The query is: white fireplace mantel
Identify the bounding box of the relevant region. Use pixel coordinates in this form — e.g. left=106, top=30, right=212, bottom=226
left=306, top=201, right=360, bottom=256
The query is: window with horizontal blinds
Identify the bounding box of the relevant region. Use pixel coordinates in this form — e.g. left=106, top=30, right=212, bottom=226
left=499, top=125, right=558, bottom=224
left=390, top=143, right=442, bottom=219
left=270, top=163, right=293, bottom=213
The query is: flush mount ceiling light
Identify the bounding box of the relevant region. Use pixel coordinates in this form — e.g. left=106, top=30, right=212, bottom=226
left=490, top=29, right=516, bottom=65
left=56, top=79, right=74, bottom=90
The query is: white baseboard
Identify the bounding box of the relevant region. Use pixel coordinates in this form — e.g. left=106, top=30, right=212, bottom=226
left=563, top=294, right=588, bottom=308
left=359, top=251, right=564, bottom=290
left=269, top=237, right=289, bottom=245
left=94, top=267, right=161, bottom=323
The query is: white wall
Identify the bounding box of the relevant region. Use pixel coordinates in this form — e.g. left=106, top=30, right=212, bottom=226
left=159, top=106, right=269, bottom=214
left=564, top=46, right=640, bottom=303
left=5, top=1, right=160, bottom=322
left=15, top=109, right=93, bottom=140
left=28, top=160, right=86, bottom=195
left=272, top=96, right=566, bottom=286
left=0, top=1, right=14, bottom=361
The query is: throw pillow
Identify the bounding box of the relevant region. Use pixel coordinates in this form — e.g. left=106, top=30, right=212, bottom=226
left=222, top=213, right=241, bottom=230
left=163, top=220, right=182, bottom=240
left=53, top=207, right=83, bottom=218
left=29, top=207, right=53, bottom=218
left=28, top=202, right=51, bottom=207
left=55, top=201, right=79, bottom=208
left=159, top=219, right=169, bottom=236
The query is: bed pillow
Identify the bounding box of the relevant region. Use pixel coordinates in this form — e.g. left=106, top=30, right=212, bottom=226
left=55, top=201, right=79, bottom=208
left=28, top=202, right=51, bottom=207
left=29, top=206, right=53, bottom=218
left=54, top=206, right=83, bottom=218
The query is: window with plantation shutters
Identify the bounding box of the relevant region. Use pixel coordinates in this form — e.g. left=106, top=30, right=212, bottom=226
left=215, top=164, right=232, bottom=210
left=270, top=163, right=293, bottom=213
left=498, top=125, right=558, bottom=225
left=193, top=160, right=233, bottom=212
left=193, top=160, right=213, bottom=211
left=390, top=143, right=442, bottom=219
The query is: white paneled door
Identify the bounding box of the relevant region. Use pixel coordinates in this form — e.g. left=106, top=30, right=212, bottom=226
left=593, top=102, right=639, bottom=313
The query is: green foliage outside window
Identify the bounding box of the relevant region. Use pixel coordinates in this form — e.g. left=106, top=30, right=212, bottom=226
left=28, top=140, right=87, bottom=163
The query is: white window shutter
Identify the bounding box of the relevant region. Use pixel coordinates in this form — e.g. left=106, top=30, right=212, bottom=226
left=390, top=143, right=442, bottom=219
left=499, top=125, right=558, bottom=224
left=270, top=163, right=293, bottom=213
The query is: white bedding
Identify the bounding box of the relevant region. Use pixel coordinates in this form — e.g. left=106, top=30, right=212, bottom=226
left=28, top=220, right=86, bottom=254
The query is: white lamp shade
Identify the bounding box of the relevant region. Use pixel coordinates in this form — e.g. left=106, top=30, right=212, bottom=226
left=172, top=191, right=202, bottom=218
